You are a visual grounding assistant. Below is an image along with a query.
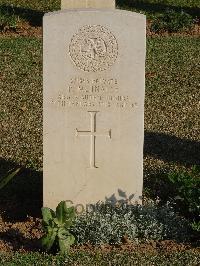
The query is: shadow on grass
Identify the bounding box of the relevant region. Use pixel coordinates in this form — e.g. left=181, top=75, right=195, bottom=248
left=0, top=5, right=44, bottom=27
left=144, top=131, right=200, bottom=167
left=0, top=158, right=42, bottom=221
left=116, top=0, right=199, bottom=17
left=144, top=131, right=200, bottom=221
left=0, top=132, right=199, bottom=221
left=0, top=228, right=40, bottom=251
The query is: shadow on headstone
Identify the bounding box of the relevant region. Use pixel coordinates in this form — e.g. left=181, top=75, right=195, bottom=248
left=105, top=189, right=142, bottom=205
left=0, top=158, right=42, bottom=222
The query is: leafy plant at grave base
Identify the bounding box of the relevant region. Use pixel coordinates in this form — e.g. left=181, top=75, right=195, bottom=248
left=71, top=202, right=190, bottom=245
left=41, top=201, right=76, bottom=254
left=167, top=165, right=200, bottom=222
left=151, top=9, right=194, bottom=33
left=0, top=168, right=21, bottom=190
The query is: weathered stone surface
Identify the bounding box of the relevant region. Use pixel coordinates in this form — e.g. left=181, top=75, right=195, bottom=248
left=61, top=0, right=115, bottom=9
left=43, top=9, right=146, bottom=209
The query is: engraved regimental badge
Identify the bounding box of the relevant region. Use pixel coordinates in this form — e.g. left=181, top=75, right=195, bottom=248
left=69, top=25, right=118, bottom=72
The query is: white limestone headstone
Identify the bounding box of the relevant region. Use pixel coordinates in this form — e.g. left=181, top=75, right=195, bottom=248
left=43, top=2, right=146, bottom=210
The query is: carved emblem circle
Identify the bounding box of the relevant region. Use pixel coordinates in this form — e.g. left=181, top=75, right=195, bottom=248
left=69, top=25, right=118, bottom=72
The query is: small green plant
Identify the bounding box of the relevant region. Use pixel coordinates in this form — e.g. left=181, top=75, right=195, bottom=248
left=168, top=166, right=200, bottom=221
left=41, top=201, right=76, bottom=254
left=0, top=6, right=19, bottom=32
left=151, top=9, right=194, bottom=33
left=0, top=168, right=21, bottom=190
left=191, top=221, right=200, bottom=232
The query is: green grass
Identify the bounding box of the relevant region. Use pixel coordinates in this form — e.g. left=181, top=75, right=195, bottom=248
left=0, top=0, right=60, bottom=12
left=145, top=37, right=200, bottom=141
left=0, top=250, right=199, bottom=265
left=0, top=38, right=42, bottom=170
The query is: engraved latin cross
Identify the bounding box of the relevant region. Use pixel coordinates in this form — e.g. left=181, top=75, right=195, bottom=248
left=76, top=111, right=111, bottom=169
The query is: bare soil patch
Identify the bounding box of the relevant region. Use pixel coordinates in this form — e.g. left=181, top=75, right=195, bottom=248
left=0, top=22, right=42, bottom=38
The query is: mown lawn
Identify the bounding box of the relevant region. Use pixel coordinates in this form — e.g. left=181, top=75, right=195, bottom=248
left=0, top=250, right=200, bottom=266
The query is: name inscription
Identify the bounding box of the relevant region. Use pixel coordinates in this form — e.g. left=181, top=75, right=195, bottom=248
left=50, top=77, right=138, bottom=110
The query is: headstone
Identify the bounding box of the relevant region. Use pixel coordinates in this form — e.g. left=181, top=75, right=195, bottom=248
left=43, top=1, right=146, bottom=210
left=61, top=0, right=115, bottom=10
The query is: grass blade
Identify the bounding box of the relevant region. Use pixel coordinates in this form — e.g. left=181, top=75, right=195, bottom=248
left=0, top=168, right=21, bottom=190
